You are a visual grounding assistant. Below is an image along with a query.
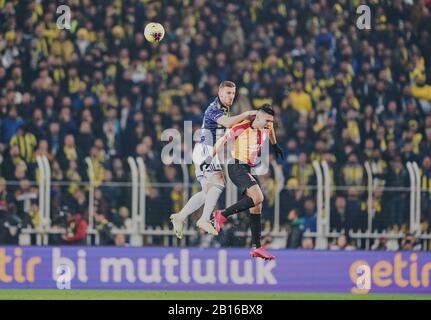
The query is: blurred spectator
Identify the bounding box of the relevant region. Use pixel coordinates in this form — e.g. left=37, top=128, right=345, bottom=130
left=14, top=179, right=37, bottom=223
left=287, top=80, right=312, bottom=116
left=419, top=156, right=431, bottom=231
left=301, top=237, right=314, bottom=250
left=9, top=124, right=37, bottom=164
left=27, top=201, right=40, bottom=230
left=280, top=178, right=304, bottom=227
left=329, top=234, right=356, bottom=251
left=371, top=237, right=389, bottom=251
left=286, top=209, right=304, bottom=249
left=62, top=207, right=88, bottom=245
left=217, top=221, right=236, bottom=248
left=288, top=153, right=314, bottom=197
left=114, top=233, right=129, bottom=247
left=115, top=206, right=133, bottom=231
left=94, top=212, right=115, bottom=246
left=384, top=155, right=410, bottom=231
left=0, top=203, right=22, bottom=245
left=0, top=178, right=8, bottom=212
left=340, top=153, right=364, bottom=187
left=146, top=187, right=170, bottom=228
left=345, top=187, right=365, bottom=232
left=367, top=188, right=386, bottom=232
left=259, top=170, right=276, bottom=225
left=400, top=233, right=421, bottom=251
left=330, top=196, right=347, bottom=232
left=1, top=106, right=23, bottom=144
left=302, top=198, right=317, bottom=232
left=69, top=188, right=87, bottom=216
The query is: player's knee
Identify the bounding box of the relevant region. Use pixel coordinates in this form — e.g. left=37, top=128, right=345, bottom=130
left=249, top=190, right=264, bottom=205
left=203, top=182, right=225, bottom=194
left=257, top=203, right=263, bottom=212
left=208, top=172, right=225, bottom=186
left=256, top=194, right=264, bottom=205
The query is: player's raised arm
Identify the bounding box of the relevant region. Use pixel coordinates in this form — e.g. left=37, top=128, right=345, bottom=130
left=216, top=110, right=257, bottom=128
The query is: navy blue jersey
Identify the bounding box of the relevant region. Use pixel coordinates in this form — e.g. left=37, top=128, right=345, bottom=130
left=199, top=97, right=230, bottom=146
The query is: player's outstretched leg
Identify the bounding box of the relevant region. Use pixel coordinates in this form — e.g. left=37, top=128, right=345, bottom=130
left=196, top=185, right=223, bottom=235
left=196, top=172, right=225, bottom=235
left=170, top=191, right=205, bottom=239
left=213, top=184, right=262, bottom=232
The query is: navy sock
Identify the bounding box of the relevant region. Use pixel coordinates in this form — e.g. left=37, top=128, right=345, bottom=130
left=221, top=195, right=255, bottom=218
left=249, top=213, right=262, bottom=248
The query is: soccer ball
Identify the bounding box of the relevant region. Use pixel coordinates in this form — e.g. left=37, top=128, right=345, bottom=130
left=144, top=22, right=165, bottom=43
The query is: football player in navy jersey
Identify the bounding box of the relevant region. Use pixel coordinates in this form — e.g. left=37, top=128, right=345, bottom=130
left=170, top=81, right=257, bottom=238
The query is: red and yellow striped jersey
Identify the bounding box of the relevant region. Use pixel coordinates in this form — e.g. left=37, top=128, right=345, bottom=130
left=226, top=120, right=269, bottom=166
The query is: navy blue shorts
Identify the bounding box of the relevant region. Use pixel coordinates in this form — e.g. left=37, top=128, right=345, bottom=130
left=227, top=163, right=259, bottom=194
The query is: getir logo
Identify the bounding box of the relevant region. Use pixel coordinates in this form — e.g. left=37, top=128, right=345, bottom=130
left=349, top=253, right=431, bottom=294
left=0, top=248, right=41, bottom=283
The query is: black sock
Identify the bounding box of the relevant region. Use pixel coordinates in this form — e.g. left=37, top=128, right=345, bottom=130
left=249, top=213, right=262, bottom=248
left=221, top=195, right=255, bottom=218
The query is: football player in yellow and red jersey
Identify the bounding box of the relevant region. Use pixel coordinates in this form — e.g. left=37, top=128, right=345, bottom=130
left=201, top=104, right=283, bottom=260
left=169, top=81, right=257, bottom=239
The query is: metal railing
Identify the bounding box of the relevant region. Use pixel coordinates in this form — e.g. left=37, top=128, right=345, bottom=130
left=2, top=158, right=430, bottom=249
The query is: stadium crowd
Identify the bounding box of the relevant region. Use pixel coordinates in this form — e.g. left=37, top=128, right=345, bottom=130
left=1, top=0, right=431, bottom=249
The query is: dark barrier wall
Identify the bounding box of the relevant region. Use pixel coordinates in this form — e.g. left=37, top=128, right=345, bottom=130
left=0, top=247, right=430, bottom=294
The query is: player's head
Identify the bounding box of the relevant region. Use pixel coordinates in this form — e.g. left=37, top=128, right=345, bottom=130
left=253, top=104, right=274, bottom=129
left=218, top=81, right=236, bottom=107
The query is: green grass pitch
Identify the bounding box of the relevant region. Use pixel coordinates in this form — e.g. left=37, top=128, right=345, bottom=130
left=0, top=290, right=430, bottom=300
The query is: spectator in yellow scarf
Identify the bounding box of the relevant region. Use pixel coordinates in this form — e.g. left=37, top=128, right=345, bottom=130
left=287, top=80, right=312, bottom=116
left=10, top=124, right=37, bottom=164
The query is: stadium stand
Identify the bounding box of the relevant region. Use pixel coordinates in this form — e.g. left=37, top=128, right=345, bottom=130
left=0, top=0, right=431, bottom=250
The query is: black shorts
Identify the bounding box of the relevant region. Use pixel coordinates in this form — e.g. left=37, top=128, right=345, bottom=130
left=227, top=163, right=259, bottom=194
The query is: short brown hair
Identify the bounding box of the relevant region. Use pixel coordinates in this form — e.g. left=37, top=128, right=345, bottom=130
left=219, top=81, right=236, bottom=89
